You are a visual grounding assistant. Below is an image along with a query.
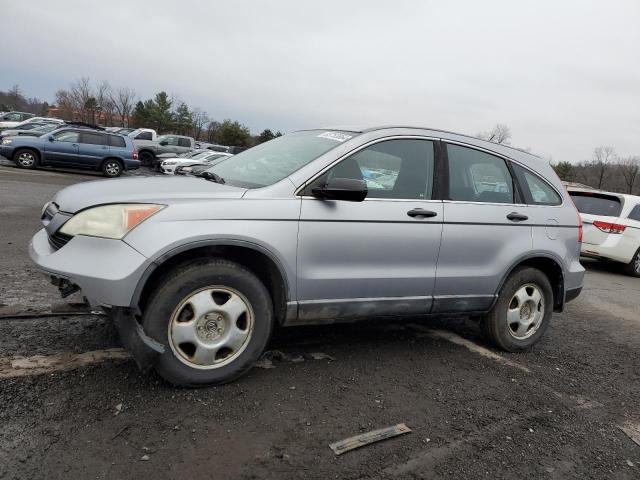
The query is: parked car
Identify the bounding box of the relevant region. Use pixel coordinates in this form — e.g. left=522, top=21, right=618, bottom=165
left=1, top=126, right=139, bottom=177
left=0, top=122, right=59, bottom=139
left=29, top=126, right=584, bottom=386
left=134, top=134, right=195, bottom=167
left=174, top=154, right=233, bottom=176
left=128, top=128, right=157, bottom=141
left=160, top=151, right=232, bottom=174
left=568, top=188, right=640, bottom=276
left=0, top=111, right=36, bottom=129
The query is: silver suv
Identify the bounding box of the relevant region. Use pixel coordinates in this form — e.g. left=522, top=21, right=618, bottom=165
left=30, top=126, right=585, bottom=386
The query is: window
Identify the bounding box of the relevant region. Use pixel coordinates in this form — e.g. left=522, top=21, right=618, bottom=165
left=136, top=131, right=153, bottom=140
left=158, top=135, right=179, bottom=146
left=79, top=132, right=106, bottom=145
left=627, top=204, right=640, bottom=222
left=52, top=130, right=80, bottom=143
left=511, top=164, right=562, bottom=205
left=311, top=139, right=434, bottom=199
left=3, top=113, right=21, bottom=121
left=178, top=138, right=191, bottom=148
left=569, top=192, right=622, bottom=217
left=108, top=135, right=126, bottom=148
left=447, top=144, right=514, bottom=203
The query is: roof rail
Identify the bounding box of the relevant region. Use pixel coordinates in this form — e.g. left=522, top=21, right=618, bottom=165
left=63, top=121, right=106, bottom=130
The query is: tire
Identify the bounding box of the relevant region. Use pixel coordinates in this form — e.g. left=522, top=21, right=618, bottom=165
left=101, top=159, right=123, bottom=178
left=139, top=150, right=154, bottom=167
left=623, top=248, right=640, bottom=277
left=482, top=267, right=553, bottom=352
left=142, top=259, right=274, bottom=386
left=13, top=148, right=39, bottom=169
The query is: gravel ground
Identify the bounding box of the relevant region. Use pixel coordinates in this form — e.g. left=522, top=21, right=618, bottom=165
left=1, top=166, right=639, bottom=479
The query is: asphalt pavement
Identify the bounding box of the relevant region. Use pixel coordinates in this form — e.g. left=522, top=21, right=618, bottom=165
left=1, top=164, right=639, bottom=479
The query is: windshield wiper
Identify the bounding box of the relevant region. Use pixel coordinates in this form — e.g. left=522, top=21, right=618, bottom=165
left=200, top=171, right=226, bottom=184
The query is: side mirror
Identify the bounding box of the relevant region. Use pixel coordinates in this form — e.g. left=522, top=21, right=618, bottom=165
left=312, top=177, right=368, bottom=202
left=159, top=140, right=168, bottom=146
left=48, top=136, right=54, bottom=142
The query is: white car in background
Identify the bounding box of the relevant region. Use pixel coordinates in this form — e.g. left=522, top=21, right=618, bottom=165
left=160, top=151, right=232, bottom=174
left=568, top=188, right=640, bottom=276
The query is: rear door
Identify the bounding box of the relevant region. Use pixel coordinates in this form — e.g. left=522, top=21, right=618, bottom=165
left=296, top=138, right=443, bottom=321
left=434, top=142, right=532, bottom=312
left=177, top=137, right=193, bottom=154
left=108, top=134, right=129, bottom=159
left=42, top=130, right=80, bottom=165
left=78, top=131, right=109, bottom=167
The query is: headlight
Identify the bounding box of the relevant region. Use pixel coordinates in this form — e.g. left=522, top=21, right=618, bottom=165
left=1, top=139, right=12, bottom=145
left=59, top=204, right=164, bottom=239
left=163, top=161, right=177, bottom=165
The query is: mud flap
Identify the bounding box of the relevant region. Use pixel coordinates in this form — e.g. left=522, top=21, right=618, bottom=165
left=112, top=308, right=165, bottom=372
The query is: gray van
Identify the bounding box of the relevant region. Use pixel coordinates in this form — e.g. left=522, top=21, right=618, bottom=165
left=29, top=126, right=584, bottom=386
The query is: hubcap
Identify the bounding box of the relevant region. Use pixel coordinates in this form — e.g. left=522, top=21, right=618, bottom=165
left=105, top=162, right=120, bottom=176
left=635, top=253, right=640, bottom=273
left=506, top=283, right=545, bottom=340
left=168, top=286, right=254, bottom=369
left=18, top=152, right=35, bottom=166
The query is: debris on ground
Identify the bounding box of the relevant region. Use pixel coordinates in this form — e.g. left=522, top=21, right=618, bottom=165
left=114, top=403, right=123, bottom=416
left=619, top=422, right=640, bottom=448
left=140, top=455, right=150, bottom=461
left=310, top=352, right=335, bottom=361
left=329, top=423, right=412, bottom=455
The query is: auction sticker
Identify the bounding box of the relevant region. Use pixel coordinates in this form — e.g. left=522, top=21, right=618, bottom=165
left=317, top=132, right=353, bottom=142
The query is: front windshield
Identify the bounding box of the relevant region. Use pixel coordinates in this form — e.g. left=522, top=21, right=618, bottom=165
left=190, top=151, right=214, bottom=160
left=203, top=130, right=356, bottom=188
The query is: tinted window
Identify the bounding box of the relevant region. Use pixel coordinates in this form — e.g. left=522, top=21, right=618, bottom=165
left=178, top=138, right=191, bottom=148
left=512, top=163, right=562, bottom=205
left=158, top=135, right=179, bottom=146
left=79, top=132, right=106, bottom=145
left=627, top=204, right=640, bottom=222
left=108, top=135, right=126, bottom=147
left=53, top=130, right=80, bottom=143
left=312, top=139, right=434, bottom=199
left=569, top=192, right=622, bottom=217
left=447, top=144, right=514, bottom=203
left=136, top=131, right=153, bottom=140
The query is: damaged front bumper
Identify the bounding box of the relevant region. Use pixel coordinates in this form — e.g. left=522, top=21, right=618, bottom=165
left=110, top=308, right=165, bottom=372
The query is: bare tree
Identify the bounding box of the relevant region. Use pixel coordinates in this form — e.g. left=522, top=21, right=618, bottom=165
left=591, top=146, right=616, bottom=189
left=70, top=77, right=93, bottom=122
left=111, top=87, right=137, bottom=127
left=95, top=81, right=114, bottom=126
left=191, top=109, right=209, bottom=140
left=477, top=124, right=511, bottom=144
left=620, top=156, right=640, bottom=194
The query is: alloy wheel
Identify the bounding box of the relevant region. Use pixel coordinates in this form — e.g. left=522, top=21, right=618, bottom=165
left=17, top=152, right=35, bottom=167
left=506, top=283, right=545, bottom=340
left=105, top=161, right=120, bottom=176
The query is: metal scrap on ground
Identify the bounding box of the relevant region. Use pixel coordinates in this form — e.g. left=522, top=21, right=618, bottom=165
left=329, top=423, right=412, bottom=455
left=619, top=422, right=640, bottom=448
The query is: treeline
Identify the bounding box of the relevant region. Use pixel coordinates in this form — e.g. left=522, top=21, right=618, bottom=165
left=553, top=147, right=640, bottom=195
left=1, top=80, right=282, bottom=147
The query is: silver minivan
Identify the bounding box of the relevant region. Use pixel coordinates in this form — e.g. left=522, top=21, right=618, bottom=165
left=30, top=126, right=584, bottom=386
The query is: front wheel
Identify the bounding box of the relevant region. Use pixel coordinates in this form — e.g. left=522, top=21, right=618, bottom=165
left=482, top=267, right=553, bottom=352
left=142, top=259, right=274, bottom=386
left=14, top=149, right=39, bottom=169
left=623, top=248, right=640, bottom=277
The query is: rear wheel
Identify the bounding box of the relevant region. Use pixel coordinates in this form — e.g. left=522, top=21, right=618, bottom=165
left=482, top=267, right=553, bottom=352
left=623, top=248, right=640, bottom=277
left=101, top=159, right=123, bottom=178
left=13, top=149, right=39, bottom=169
left=142, top=259, right=274, bottom=386
left=139, top=150, right=154, bottom=167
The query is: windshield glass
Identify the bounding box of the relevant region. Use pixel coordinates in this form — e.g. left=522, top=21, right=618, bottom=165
left=203, top=130, right=356, bottom=188
left=190, top=151, right=214, bottom=160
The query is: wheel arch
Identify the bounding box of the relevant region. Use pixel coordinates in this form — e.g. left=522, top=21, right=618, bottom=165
left=13, top=146, right=41, bottom=162
left=133, top=240, right=293, bottom=325
left=494, top=253, right=566, bottom=312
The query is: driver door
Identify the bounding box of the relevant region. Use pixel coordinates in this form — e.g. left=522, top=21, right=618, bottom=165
left=295, top=138, right=443, bottom=323
left=43, top=130, right=80, bottom=165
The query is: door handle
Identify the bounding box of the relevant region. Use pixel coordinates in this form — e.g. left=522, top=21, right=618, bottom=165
left=507, top=212, right=528, bottom=222
left=407, top=208, right=438, bottom=218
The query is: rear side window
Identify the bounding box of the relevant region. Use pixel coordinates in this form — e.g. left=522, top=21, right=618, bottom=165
left=447, top=144, right=514, bottom=203
left=511, top=164, right=562, bottom=205
left=108, top=135, right=126, bottom=148
left=178, top=138, right=191, bottom=147
left=80, top=132, right=106, bottom=145
left=628, top=204, right=640, bottom=222
left=569, top=192, right=622, bottom=217
left=136, top=131, right=153, bottom=140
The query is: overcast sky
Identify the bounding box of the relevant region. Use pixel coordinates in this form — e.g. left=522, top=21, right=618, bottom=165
left=1, top=0, right=638, bottom=162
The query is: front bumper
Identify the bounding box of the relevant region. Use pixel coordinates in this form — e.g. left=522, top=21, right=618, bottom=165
left=1, top=145, right=15, bottom=159
left=29, top=228, right=150, bottom=307
left=160, top=164, right=176, bottom=174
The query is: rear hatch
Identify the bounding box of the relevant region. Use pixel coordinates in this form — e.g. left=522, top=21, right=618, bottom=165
left=569, top=191, right=624, bottom=245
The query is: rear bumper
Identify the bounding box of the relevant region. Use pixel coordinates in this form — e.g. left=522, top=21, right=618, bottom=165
left=124, top=159, right=141, bottom=170
left=565, top=286, right=582, bottom=304
left=580, top=238, right=636, bottom=264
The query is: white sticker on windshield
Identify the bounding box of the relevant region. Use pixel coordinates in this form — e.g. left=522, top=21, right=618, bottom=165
left=317, top=131, right=353, bottom=142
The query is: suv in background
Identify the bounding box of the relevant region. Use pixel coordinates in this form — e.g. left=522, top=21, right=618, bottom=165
left=569, top=188, right=640, bottom=276
left=134, top=134, right=195, bottom=168
left=29, top=126, right=584, bottom=386
left=1, top=126, right=139, bottom=177
left=0, top=111, right=35, bottom=129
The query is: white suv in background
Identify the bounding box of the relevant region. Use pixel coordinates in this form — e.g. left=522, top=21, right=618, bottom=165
left=569, top=188, right=640, bottom=276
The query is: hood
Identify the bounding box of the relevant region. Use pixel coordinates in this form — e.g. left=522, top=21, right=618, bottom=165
left=53, top=176, right=247, bottom=213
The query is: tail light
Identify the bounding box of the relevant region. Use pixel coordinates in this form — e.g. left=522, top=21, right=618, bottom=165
left=593, top=221, right=626, bottom=234
left=132, top=150, right=139, bottom=160
left=567, top=193, right=583, bottom=243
